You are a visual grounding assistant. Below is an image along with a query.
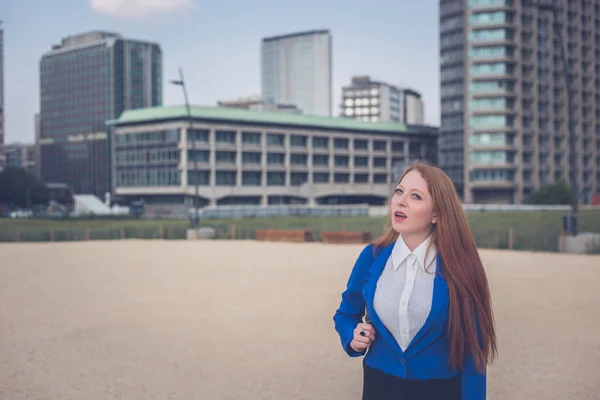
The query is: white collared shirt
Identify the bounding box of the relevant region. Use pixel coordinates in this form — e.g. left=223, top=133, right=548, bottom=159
left=373, top=234, right=437, bottom=351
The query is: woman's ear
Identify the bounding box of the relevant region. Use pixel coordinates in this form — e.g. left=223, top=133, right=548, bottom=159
left=431, top=214, right=437, bottom=224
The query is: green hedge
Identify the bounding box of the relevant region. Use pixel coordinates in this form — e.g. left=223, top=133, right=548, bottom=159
left=1, top=209, right=599, bottom=253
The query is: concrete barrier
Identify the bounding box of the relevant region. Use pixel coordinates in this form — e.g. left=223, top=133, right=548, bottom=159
left=321, top=231, right=373, bottom=244
left=255, top=229, right=313, bottom=243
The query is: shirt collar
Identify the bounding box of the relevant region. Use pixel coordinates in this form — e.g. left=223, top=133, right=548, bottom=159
left=391, top=234, right=437, bottom=272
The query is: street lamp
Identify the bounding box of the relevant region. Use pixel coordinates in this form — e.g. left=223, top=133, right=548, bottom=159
left=533, top=0, right=578, bottom=236
left=169, top=67, right=199, bottom=228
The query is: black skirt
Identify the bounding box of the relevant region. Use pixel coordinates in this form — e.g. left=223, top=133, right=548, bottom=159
left=362, top=361, right=461, bottom=400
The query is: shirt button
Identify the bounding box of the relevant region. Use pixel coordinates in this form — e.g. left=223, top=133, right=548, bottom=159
left=401, top=328, right=408, bottom=335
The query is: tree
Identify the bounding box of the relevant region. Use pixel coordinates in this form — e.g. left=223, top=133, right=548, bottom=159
left=528, top=179, right=571, bottom=205
left=0, top=167, right=49, bottom=208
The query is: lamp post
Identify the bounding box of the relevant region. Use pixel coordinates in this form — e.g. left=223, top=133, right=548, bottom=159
left=169, top=67, right=199, bottom=228
left=533, top=0, right=578, bottom=235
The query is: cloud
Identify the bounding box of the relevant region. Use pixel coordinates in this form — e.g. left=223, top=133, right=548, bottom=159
left=90, top=0, right=195, bottom=19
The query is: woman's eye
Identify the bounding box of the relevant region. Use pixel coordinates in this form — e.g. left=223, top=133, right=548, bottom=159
left=395, top=189, right=403, bottom=194
left=412, top=194, right=422, bottom=200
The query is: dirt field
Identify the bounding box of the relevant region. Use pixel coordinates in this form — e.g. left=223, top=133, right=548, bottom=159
left=1, top=240, right=599, bottom=400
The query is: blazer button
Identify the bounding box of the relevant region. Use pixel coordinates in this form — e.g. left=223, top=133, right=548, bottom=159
left=399, top=358, right=406, bottom=366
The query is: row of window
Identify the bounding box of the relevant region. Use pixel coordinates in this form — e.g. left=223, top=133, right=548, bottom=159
left=186, top=129, right=401, bottom=151
left=187, top=171, right=390, bottom=186
left=115, top=129, right=180, bottom=145
left=344, top=97, right=380, bottom=107
left=469, top=132, right=508, bottom=146
left=470, top=150, right=508, bottom=164
left=469, top=169, right=513, bottom=182
left=115, top=149, right=179, bottom=165
left=344, top=107, right=380, bottom=116
left=116, top=168, right=181, bottom=187
left=186, top=150, right=395, bottom=167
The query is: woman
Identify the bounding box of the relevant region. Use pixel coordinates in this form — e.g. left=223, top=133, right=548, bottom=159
left=333, top=161, right=497, bottom=400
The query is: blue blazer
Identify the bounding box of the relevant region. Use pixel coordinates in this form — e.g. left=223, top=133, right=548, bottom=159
left=333, top=243, right=486, bottom=400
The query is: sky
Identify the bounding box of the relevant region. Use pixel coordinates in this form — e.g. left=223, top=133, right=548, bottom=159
left=1, top=0, right=440, bottom=144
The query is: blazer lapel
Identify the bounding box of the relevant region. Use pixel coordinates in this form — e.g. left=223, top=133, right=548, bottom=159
left=362, top=243, right=406, bottom=357
left=405, top=254, right=449, bottom=356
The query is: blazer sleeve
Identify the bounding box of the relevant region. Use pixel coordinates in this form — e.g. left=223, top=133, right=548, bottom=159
left=333, top=244, right=375, bottom=357
left=460, top=351, right=486, bottom=400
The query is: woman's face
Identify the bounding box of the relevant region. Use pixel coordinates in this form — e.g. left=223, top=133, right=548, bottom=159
left=390, top=170, right=437, bottom=243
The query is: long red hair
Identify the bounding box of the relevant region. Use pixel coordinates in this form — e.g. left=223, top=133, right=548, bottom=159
left=372, top=160, right=497, bottom=373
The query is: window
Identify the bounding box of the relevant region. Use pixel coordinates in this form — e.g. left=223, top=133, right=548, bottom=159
left=313, top=172, right=329, bottom=183
left=469, top=63, right=506, bottom=76
left=242, top=131, right=261, bottom=145
left=469, top=150, right=507, bottom=164
left=469, top=11, right=506, bottom=25
left=354, top=156, right=368, bottom=167
left=374, top=174, right=388, bottom=183
left=291, top=153, right=307, bottom=165
left=216, top=130, right=236, bottom=143
left=469, top=133, right=507, bottom=146
left=468, top=29, right=506, bottom=42
left=313, top=137, right=329, bottom=148
left=242, top=152, right=261, bottom=164
left=469, top=97, right=507, bottom=110
left=187, top=170, right=209, bottom=186
left=470, top=115, right=507, bottom=128
left=267, top=171, right=285, bottom=186
left=188, top=150, right=209, bottom=162
left=469, top=46, right=506, bottom=59
left=373, top=157, right=387, bottom=168
left=267, top=133, right=285, bottom=146
left=354, top=173, right=369, bottom=183
left=216, top=171, right=236, bottom=186
left=469, top=169, right=513, bottom=181
left=242, top=171, right=262, bottom=186
left=290, top=135, right=307, bottom=148
left=335, top=173, right=349, bottom=183
left=216, top=151, right=236, bottom=163
left=354, top=139, right=368, bottom=150
left=313, top=154, right=329, bottom=166
left=334, top=138, right=349, bottom=149
left=187, top=129, right=208, bottom=142
left=469, top=80, right=507, bottom=93
left=335, top=155, right=349, bottom=167
left=373, top=140, right=387, bottom=151
left=267, top=153, right=285, bottom=165
left=290, top=172, right=308, bottom=186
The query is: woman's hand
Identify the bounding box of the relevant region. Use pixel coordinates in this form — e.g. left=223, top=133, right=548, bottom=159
left=350, top=323, right=376, bottom=352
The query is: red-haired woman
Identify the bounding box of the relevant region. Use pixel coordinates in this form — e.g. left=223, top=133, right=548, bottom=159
left=334, top=161, right=497, bottom=400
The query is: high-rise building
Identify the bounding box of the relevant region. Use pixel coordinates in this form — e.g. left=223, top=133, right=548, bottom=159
left=440, top=0, right=600, bottom=204
left=341, top=76, right=425, bottom=125
left=261, top=30, right=332, bottom=117
left=39, top=31, right=162, bottom=197
left=5, top=143, right=36, bottom=173
left=0, top=22, right=5, bottom=171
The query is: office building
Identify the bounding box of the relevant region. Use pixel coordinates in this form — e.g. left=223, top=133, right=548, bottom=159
left=39, top=31, right=162, bottom=197
left=440, top=0, right=599, bottom=204
left=0, top=23, right=4, bottom=170
left=261, top=30, right=332, bottom=117
left=108, top=105, right=438, bottom=208
left=341, top=76, right=425, bottom=124
left=5, top=143, right=36, bottom=173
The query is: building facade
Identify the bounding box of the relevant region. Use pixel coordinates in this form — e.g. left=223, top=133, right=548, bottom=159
left=39, top=31, right=162, bottom=197
left=341, top=76, right=425, bottom=125
left=261, top=30, right=332, bottom=117
left=0, top=24, right=5, bottom=170
left=5, top=143, right=36, bottom=173
left=108, top=106, right=438, bottom=207
left=440, top=0, right=600, bottom=204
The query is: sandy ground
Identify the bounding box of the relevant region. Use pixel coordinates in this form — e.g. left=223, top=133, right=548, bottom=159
left=0, top=240, right=599, bottom=400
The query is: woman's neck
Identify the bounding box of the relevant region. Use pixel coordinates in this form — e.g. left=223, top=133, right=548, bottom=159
left=401, top=232, right=430, bottom=252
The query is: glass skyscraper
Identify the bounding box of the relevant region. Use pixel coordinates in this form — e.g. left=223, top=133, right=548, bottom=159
left=440, top=0, right=600, bottom=204
left=261, top=30, right=332, bottom=117
left=39, top=31, right=162, bottom=197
